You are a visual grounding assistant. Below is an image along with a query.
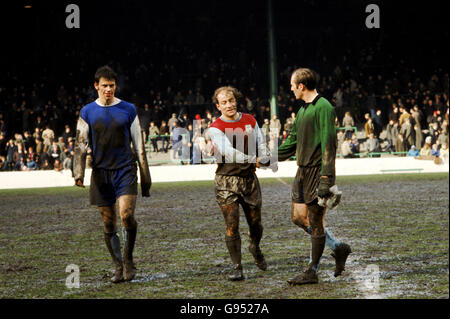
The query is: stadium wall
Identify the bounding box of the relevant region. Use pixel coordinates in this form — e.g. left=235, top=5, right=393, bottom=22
left=0, top=157, right=448, bottom=190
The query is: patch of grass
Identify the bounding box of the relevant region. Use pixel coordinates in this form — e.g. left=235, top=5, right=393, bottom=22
left=0, top=173, right=448, bottom=298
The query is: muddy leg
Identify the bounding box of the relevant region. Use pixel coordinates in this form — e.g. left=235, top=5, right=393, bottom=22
left=118, top=194, right=137, bottom=281
left=99, top=205, right=124, bottom=283
left=220, top=202, right=244, bottom=281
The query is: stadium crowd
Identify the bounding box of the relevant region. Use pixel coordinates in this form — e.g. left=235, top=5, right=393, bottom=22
left=1, top=2, right=448, bottom=171
left=1, top=61, right=448, bottom=171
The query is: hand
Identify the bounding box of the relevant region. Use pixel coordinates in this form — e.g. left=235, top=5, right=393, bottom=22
left=75, top=179, right=85, bottom=188
left=141, top=183, right=151, bottom=197
left=256, top=157, right=270, bottom=168
left=269, top=161, right=278, bottom=173
left=317, top=176, right=333, bottom=198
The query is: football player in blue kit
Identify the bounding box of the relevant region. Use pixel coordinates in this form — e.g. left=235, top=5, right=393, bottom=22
left=73, top=66, right=151, bottom=283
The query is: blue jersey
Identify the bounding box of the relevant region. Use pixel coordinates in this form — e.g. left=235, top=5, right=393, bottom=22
left=79, top=99, right=137, bottom=170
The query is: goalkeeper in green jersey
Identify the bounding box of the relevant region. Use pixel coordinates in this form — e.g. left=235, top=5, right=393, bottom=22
left=264, top=68, right=351, bottom=285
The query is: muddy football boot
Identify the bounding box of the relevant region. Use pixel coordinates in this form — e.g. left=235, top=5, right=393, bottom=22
left=111, top=264, right=124, bottom=283
left=123, top=260, right=137, bottom=282
left=287, top=267, right=318, bottom=285
left=331, top=243, right=352, bottom=277
left=249, top=243, right=267, bottom=271
left=228, top=264, right=244, bottom=281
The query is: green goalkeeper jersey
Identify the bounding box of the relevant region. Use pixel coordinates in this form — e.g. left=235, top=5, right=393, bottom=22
left=277, top=94, right=337, bottom=177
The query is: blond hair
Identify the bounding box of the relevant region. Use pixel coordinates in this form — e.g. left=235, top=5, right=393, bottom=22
left=212, top=86, right=243, bottom=104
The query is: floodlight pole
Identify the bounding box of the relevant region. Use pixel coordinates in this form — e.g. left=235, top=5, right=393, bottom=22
left=267, top=0, right=278, bottom=117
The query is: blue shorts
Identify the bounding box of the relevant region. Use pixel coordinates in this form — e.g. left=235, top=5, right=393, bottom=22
left=89, top=164, right=138, bottom=206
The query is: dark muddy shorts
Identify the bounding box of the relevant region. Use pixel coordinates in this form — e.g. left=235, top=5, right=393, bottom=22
left=90, top=164, right=138, bottom=206
left=291, top=165, right=322, bottom=205
left=214, top=173, right=262, bottom=208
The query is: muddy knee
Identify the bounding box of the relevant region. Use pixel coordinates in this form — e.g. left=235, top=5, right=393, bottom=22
left=221, top=203, right=240, bottom=237
left=120, top=209, right=137, bottom=230
left=99, top=206, right=116, bottom=233
left=243, top=206, right=263, bottom=241
left=291, top=202, right=309, bottom=232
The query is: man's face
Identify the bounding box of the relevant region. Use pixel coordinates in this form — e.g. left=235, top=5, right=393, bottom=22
left=94, top=77, right=116, bottom=102
left=290, top=76, right=304, bottom=100
left=216, top=90, right=237, bottom=119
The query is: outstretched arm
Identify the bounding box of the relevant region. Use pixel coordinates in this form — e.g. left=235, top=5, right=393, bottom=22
left=207, top=127, right=254, bottom=164
left=130, top=117, right=152, bottom=197
left=73, top=117, right=89, bottom=187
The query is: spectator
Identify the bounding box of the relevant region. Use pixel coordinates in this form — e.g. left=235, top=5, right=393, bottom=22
left=171, top=121, right=183, bottom=159
left=159, top=120, right=170, bottom=153
left=23, top=131, right=34, bottom=151
left=401, top=117, right=414, bottom=150
left=269, top=114, right=281, bottom=149
left=385, top=120, right=398, bottom=152
left=342, top=111, right=355, bottom=139
left=341, top=138, right=356, bottom=158
left=350, top=133, right=360, bottom=154
left=26, top=146, right=35, bottom=164
left=5, top=139, right=17, bottom=171
left=53, top=158, right=63, bottom=171
left=372, top=110, right=383, bottom=137
left=149, top=121, right=160, bottom=152
left=62, top=125, right=73, bottom=145
left=437, top=127, right=448, bottom=146
left=431, top=143, right=440, bottom=157
left=194, top=90, right=205, bottom=104
left=284, top=117, right=293, bottom=136
left=414, top=123, right=423, bottom=149
left=395, top=132, right=407, bottom=156
left=32, top=127, right=41, bottom=141
left=168, top=113, right=178, bottom=134
left=419, top=136, right=432, bottom=156
left=364, top=114, right=374, bottom=137
left=407, top=145, right=419, bottom=157
left=399, top=107, right=412, bottom=126
left=61, top=146, right=73, bottom=170
left=139, top=103, right=152, bottom=141
left=35, top=138, right=44, bottom=155
left=48, top=142, right=61, bottom=166
left=439, top=142, right=449, bottom=163
left=365, top=133, right=381, bottom=154
left=42, top=124, right=55, bottom=153
left=411, top=105, right=422, bottom=128
left=57, top=137, right=65, bottom=153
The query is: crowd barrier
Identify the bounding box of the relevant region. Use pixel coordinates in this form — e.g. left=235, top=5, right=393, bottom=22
left=0, top=156, right=448, bottom=190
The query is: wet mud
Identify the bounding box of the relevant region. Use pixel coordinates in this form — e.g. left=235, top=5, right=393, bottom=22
left=0, top=174, right=448, bottom=298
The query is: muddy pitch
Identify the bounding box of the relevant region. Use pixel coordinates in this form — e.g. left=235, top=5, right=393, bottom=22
left=0, top=173, right=448, bottom=299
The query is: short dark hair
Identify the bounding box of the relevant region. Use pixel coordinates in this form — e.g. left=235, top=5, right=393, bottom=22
left=291, top=68, right=318, bottom=90
left=94, top=65, right=117, bottom=83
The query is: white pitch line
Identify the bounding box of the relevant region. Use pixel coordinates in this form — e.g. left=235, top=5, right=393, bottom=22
left=276, top=177, right=290, bottom=187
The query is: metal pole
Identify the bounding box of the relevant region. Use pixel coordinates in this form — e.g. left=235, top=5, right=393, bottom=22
left=267, top=0, right=278, bottom=117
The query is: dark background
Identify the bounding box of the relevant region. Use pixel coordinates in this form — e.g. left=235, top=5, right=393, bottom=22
left=0, top=0, right=448, bottom=133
